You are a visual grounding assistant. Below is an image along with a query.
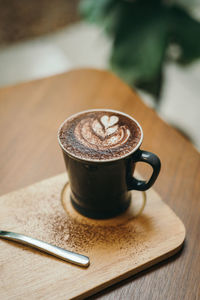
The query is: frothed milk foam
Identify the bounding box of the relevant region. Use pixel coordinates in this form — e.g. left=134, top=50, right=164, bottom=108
left=59, top=110, right=142, bottom=161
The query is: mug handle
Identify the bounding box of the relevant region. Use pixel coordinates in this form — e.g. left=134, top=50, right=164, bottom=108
left=127, top=150, right=161, bottom=191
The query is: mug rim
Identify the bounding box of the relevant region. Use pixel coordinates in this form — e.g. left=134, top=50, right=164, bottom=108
left=58, top=108, right=143, bottom=163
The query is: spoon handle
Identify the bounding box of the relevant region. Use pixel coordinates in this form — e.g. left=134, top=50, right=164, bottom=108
left=0, top=230, right=89, bottom=267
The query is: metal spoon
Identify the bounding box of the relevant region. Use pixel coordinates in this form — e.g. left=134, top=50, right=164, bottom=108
left=0, top=230, right=89, bottom=267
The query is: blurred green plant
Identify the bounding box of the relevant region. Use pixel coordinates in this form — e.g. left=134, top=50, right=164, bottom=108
left=79, top=0, right=200, bottom=102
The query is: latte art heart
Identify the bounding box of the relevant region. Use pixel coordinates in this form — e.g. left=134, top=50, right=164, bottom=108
left=92, top=119, right=118, bottom=138
left=74, top=115, right=131, bottom=150
left=101, top=115, right=118, bottom=129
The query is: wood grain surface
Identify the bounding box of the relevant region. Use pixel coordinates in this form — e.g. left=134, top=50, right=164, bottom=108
left=0, top=174, right=185, bottom=300
left=0, top=69, right=200, bottom=299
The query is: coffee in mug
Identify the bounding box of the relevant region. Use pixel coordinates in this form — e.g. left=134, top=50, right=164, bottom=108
left=58, top=109, right=161, bottom=219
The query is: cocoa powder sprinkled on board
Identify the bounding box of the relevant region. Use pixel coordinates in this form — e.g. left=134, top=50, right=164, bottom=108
left=48, top=211, right=138, bottom=252
left=10, top=176, right=150, bottom=255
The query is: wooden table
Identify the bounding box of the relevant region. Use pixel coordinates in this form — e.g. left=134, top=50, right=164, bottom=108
left=0, top=69, right=199, bottom=300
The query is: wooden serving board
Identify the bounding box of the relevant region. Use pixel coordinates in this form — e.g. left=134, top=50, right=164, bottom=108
left=0, top=173, right=185, bottom=300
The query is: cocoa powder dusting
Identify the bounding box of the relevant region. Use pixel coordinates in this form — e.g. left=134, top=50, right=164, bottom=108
left=49, top=211, right=139, bottom=252
left=12, top=176, right=150, bottom=256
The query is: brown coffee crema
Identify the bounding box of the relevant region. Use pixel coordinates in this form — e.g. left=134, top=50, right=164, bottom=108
left=59, top=110, right=142, bottom=161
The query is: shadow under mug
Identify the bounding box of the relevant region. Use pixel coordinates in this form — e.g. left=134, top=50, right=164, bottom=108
left=58, top=111, right=161, bottom=219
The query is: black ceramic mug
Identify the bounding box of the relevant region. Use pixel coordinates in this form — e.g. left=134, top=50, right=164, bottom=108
left=58, top=109, right=161, bottom=219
